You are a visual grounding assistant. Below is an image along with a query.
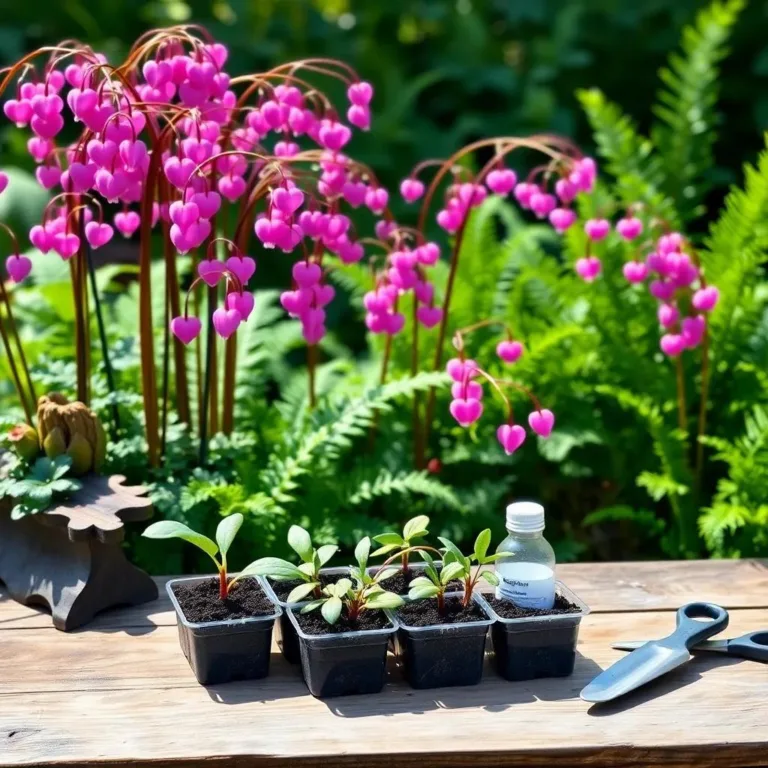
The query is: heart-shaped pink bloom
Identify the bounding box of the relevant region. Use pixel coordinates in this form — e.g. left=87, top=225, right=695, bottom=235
left=119, top=139, right=148, bottom=169
left=363, top=291, right=391, bottom=314
left=414, top=281, right=434, bottom=305
left=384, top=312, right=405, bottom=336
left=681, top=315, right=706, bottom=348
left=343, top=180, right=368, bottom=208
left=623, top=260, right=649, bottom=284
left=52, top=232, right=80, bottom=260
left=169, top=201, right=200, bottom=229
left=486, top=169, right=518, bottom=196
left=280, top=289, right=313, bottom=316
left=31, top=93, right=63, bottom=120
left=528, top=409, right=555, bottom=438
left=692, top=286, right=720, bottom=312
left=554, top=177, right=577, bottom=204
left=318, top=120, right=352, bottom=151
left=649, top=279, right=675, bottom=302
left=347, top=104, right=370, bottom=130
left=302, top=321, right=326, bottom=345
left=616, top=216, right=643, bottom=241
left=365, top=187, right=389, bottom=214
left=400, top=178, right=425, bottom=203
left=451, top=381, right=483, bottom=400
left=212, top=307, right=241, bottom=339
left=347, top=81, right=373, bottom=106
left=226, top=291, right=255, bottom=320
left=218, top=174, right=247, bottom=202
left=226, top=255, right=256, bottom=286
left=170, top=315, right=202, bottom=345
left=4, top=99, right=33, bottom=126
left=35, top=165, right=61, bottom=190
left=272, top=186, right=305, bottom=216
left=67, top=162, right=96, bottom=193
left=313, top=283, right=335, bottom=307
left=449, top=398, right=483, bottom=428
left=292, top=260, right=322, bottom=287
left=114, top=211, right=141, bottom=238
left=657, top=303, right=679, bottom=328
left=529, top=192, right=557, bottom=218
left=446, top=357, right=478, bottom=383
left=190, top=191, right=221, bottom=219
left=254, top=218, right=275, bottom=247
left=29, top=225, right=51, bottom=253
left=549, top=207, right=577, bottom=233
left=660, top=333, right=686, bottom=357
left=657, top=233, right=684, bottom=254
left=143, top=59, right=173, bottom=88
left=85, top=222, right=114, bottom=249
left=575, top=256, right=602, bottom=282
left=584, top=218, right=611, bottom=241
left=164, top=156, right=196, bottom=189
left=497, top=340, right=524, bottom=364
left=86, top=138, right=118, bottom=167
left=5, top=254, right=32, bottom=283
left=30, top=113, right=64, bottom=139
left=198, top=259, right=225, bottom=287
left=514, top=182, right=536, bottom=209
left=416, top=305, right=443, bottom=329
left=497, top=424, right=527, bottom=455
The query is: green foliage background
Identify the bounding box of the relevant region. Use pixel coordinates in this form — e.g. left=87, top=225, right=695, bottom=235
left=1, top=0, right=767, bottom=574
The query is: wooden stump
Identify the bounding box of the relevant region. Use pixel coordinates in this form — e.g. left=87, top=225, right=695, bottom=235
left=0, top=474, right=158, bottom=631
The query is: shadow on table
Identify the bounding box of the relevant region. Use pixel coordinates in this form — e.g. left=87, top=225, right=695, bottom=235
left=324, top=651, right=602, bottom=718
left=205, top=653, right=308, bottom=705
left=585, top=653, right=744, bottom=716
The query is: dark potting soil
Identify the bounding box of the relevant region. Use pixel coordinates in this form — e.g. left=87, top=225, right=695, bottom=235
left=397, top=596, right=487, bottom=626
left=487, top=593, right=581, bottom=619
left=294, top=608, right=392, bottom=635
left=383, top=567, right=463, bottom=596
left=173, top=577, right=274, bottom=623
left=268, top=572, right=340, bottom=602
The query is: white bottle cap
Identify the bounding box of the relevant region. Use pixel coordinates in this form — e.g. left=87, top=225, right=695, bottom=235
left=506, top=501, right=545, bottom=533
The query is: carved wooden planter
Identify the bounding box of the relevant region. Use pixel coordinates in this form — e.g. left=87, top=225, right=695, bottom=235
left=0, top=474, right=158, bottom=631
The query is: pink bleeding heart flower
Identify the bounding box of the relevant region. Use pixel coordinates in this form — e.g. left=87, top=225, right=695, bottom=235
left=313, top=283, right=335, bottom=307
left=650, top=279, right=676, bottom=302
left=342, top=180, right=368, bottom=208
left=35, top=165, right=61, bottom=190
left=318, top=120, right=352, bottom=151
left=497, top=423, right=527, bottom=455
left=5, top=254, right=32, bottom=283
left=218, top=175, right=246, bottom=202
left=451, top=381, right=483, bottom=401
left=657, top=232, right=684, bottom=254
left=212, top=307, right=241, bottom=339
left=575, top=256, right=602, bottom=282
left=554, top=177, right=577, bottom=204
left=616, top=216, right=643, bottom=241
left=657, top=304, right=679, bottom=329
left=53, top=232, right=80, bottom=260
left=68, top=162, right=96, bottom=193
left=365, top=187, right=389, bottom=214
left=486, top=168, right=518, bottom=196
left=528, top=409, right=555, bottom=438
left=415, top=242, right=440, bottom=266
left=84, top=222, right=114, bottom=249
left=347, top=104, right=370, bottom=131
left=170, top=315, right=202, bottom=345
left=292, top=260, right=322, bottom=287
left=29, top=225, right=51, bottom=253
left=347, top=81, right=373, bottom=106
left=584, top=218, right=611, bottom=241
left=623, top=261, right=649, bottom=283
left=400, top=178, right=425, bottom=203
left=198, top=259, right=225, bottom=287
left=169, top=200, right=200, bottom=229
left=513, top=182, right=537, bottom=209
left=114, top=211, right=141, bottom=238
left=0, top=172, right=8, bottom=195
left=416, top=305, right=443, bottom=329
left=660, top=334, right=686, bottom=357
left=280, top=289, right=312, bottom=316
left=681, top=315, right=706, bottom=348
left=529, top=192, right=557, bottom=219
left=272, top=186, right=304, bottom=216
left=190, top=191, right=221, bottom=219
left=549, top=207, right=577, bottom=233
left=384, top=312, right=405, bottom=336
left=226, top=255, right=256, bottom=285
left=446, top=357, right=478, bottom=383
left=497, top=340, right=523, bottom=364
left=449, top=398, right=483, bottom=428
left=226, top=291, right=255, bottom=321
left=692, top=286, right=719, bottom=312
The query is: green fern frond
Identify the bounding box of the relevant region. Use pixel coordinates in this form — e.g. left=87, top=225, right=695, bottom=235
left=344, top=469, right=463, bottom=511
left=652, top=0, right=744, bottom=221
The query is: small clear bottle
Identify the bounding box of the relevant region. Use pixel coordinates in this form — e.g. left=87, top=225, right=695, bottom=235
left=494, top=501, right=556, bottom=610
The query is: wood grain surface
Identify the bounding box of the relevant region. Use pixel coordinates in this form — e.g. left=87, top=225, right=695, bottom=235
left=1, top=559, right=767, bottom=768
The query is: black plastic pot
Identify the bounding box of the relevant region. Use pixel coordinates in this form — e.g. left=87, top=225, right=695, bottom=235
left=287, top=604, right=398, bottom=698
left=481, top=582, right=590, bottom=682
left=389, top=592, right=494, bottom=689
left=166, top=576, right=281, bottom=686
left=262, top=566, right=349, bottom=664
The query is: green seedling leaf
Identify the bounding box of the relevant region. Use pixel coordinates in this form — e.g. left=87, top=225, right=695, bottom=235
left=216, top=513, right=243, bottom=561
left=419, top=550, right=435, bottom=567
left=473, top=529, right=491, bottom=562
left=365, top=591, right=405, bottom=610
left=142, top=520, right=219, bottom=560
left=373, top=565, right=399, bottom=583
left=286, top=581, right=319, bottom=603
left=354, top=536, right=371, bottom=571
left=408, top=576, right=434, bottom=589
left=321, top=595, right=343, bottom=624
left=481, top=570, right=500, bottom=587
left=371, top=543, right=400, bottom=557
left=287, top=525, right=314, bottom=562
left=301, top=600, right=324, bottom=614
left=440, top=561, right=466, bottom=584
left=403, top=515, right=430, bottom=542
left=51, top=456, right=74, bottom=480
left=408, top=584, right=440, bottom=600
left=372, top=532, right=404, bottom=546
left=438, top=536, right=465, bottom=561
left=316, top=544, right=337, bottom=567
left=241, top=557, right=304, bottom=581
left=482, top=552, right=513, bottom=564
left=298, top=562, right=316, bottom=577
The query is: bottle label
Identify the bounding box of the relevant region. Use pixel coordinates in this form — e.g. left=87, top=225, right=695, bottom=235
left=495, top=563, right=555, bottom=609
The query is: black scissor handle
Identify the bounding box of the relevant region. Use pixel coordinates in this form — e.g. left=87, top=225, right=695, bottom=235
left=671, top=602, right=729, bottom=649
left=727, top=631, right=768, bottom=662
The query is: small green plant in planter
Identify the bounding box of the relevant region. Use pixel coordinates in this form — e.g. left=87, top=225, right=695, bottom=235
left=287, top=537, right=404, bottom=698
left=1, top=455, right=83, bottom=520
left=371, top=515, right=431, bottom=594
left=143, top=514, right=281, bottom=686
left=392, top=530, right=505, bottom=690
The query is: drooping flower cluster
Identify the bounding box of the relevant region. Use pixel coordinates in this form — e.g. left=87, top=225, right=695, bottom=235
left=444, top=323, right=554, bottom=456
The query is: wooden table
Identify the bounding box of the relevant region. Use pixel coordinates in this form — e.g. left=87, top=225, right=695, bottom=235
left=2, top=559, right=767, bottom=767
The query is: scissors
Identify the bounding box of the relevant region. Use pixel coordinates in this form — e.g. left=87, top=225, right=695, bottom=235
left=613, top=627, right=768, bottom=662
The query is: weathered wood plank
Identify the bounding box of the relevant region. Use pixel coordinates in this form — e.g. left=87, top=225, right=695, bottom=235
left=1, top=559, right=767, bottom=631
left=1, top=610, right=767, bottom=767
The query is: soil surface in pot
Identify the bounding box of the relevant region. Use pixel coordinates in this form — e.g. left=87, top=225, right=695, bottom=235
left=173, top=577, right=274, bottom=623
left=397, top=596, right=487, bottom=626
left=382, top=567, right=462, bottom=596
left=268, top=572, right=339, bottom=602
left=487, top=593, right=581, bottom=619
left=295, top=608, right=391, bottom=635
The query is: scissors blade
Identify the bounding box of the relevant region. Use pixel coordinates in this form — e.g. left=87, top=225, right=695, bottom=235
left=613, top=639, right=730, bottom=653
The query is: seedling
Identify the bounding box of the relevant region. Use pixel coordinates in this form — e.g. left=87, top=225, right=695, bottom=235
left=248, top=525, right=338, bottom=603
left=143, top=513, right=256, bottom=600
left=408, top=529, right=508, bottom=613
left=372, top=515, right=430, bottom=573
left=302, top=537, right=403, bottom=625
